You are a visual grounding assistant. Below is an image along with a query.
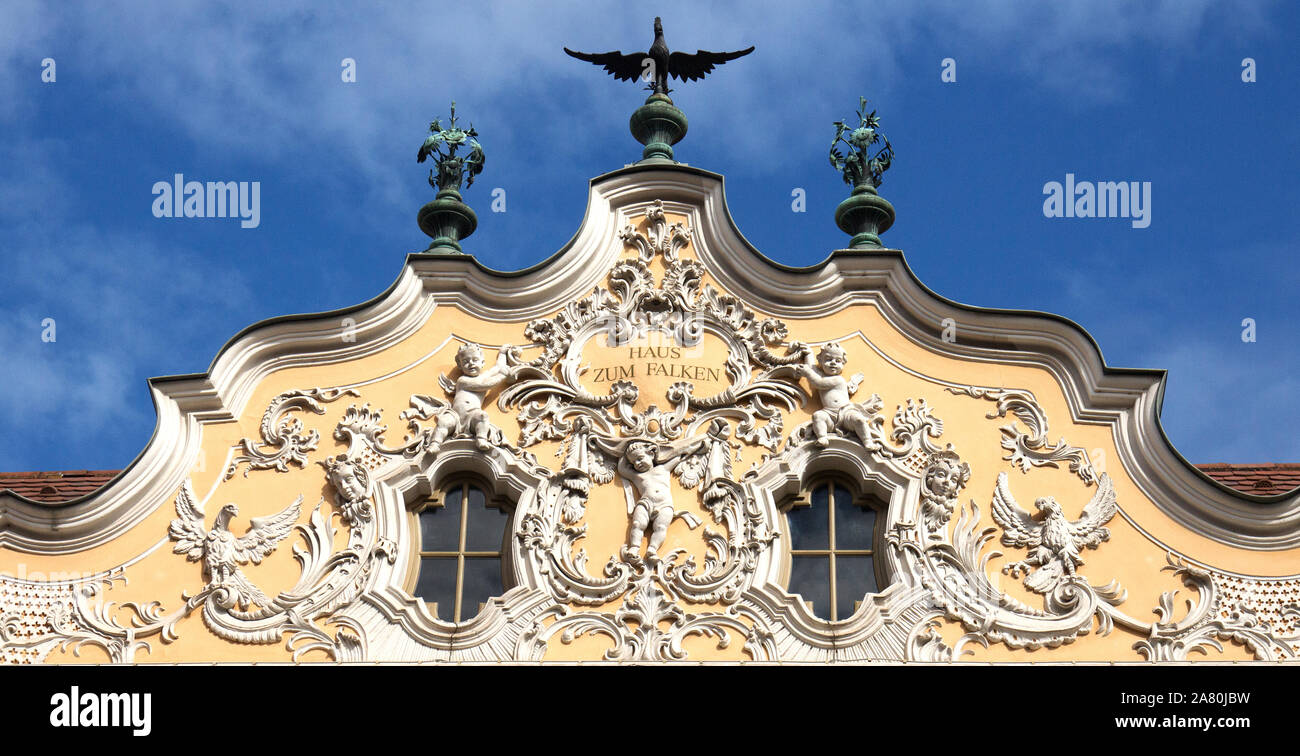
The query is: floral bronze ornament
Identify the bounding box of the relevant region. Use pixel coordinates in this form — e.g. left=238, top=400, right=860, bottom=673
left=416, top=102, right=486, bottom=252
left=830, top=96, right=896, bottom=249
left=830, top=97, right=893, bottom=189
left=416, top=101, right=485, bottom=192
left=9, top=194, right=1300, bottom=663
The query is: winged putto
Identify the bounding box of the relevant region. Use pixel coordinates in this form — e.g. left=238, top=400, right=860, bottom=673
left=991, top=472, right=1117, bottom=593
left=562, top=417, right=739, bottom=564
left=402, top=341, right=533, bottom=454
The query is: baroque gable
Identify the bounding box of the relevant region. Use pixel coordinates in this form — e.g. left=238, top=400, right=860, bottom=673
left=2, top=164, right=1298, bottom=664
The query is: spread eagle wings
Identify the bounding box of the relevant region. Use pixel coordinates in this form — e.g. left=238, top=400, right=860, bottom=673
left=234, top=496, right=303, bottom=565
left=991, top=471, right=1117, bottom=549
left=169, top=482, right=208, bottom=562
left=668, top=47, right=755, bottom=81
left=991, top=472, right=1039, bottom=548
left=1069, top=473, right=1116, bottom=549
left=562, top=48, right=646, bottom=81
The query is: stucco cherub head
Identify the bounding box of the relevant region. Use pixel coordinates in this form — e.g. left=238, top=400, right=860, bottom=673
left=455, top=343, right=485, bottom=376
left=816, top=343, right=848, bottom=376
left=924, top=452, right=971, bottom=501
left=626, top=441, right=656, bottom=473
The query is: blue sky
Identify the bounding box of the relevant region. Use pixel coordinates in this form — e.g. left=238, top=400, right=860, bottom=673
left=1, top=0, right=1296, bottom=472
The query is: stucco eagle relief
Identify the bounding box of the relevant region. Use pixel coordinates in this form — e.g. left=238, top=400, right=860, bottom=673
left=3, top=197, right=1299, bottom=665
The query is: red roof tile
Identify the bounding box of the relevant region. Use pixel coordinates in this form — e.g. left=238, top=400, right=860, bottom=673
left=1, top=464, right=1297, bottom=503
left=1195, top=463, right=1300, bottom=495
left=0, top=470, right=119, bottom=503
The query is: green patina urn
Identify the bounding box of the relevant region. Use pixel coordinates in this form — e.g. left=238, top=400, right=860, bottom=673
left=834, top=183, right=895, bottom=249
left=418, top=188, right=478, bottom=253
left=630, top=93, right=688, bottom=162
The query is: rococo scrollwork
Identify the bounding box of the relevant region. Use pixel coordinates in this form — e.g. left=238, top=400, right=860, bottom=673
left=4, top=199, right=1298, bottom=665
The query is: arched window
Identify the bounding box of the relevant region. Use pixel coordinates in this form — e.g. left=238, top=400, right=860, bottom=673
left=413, top=480, right=511, bottom=623
left=785, top=480, right=880, bottom=622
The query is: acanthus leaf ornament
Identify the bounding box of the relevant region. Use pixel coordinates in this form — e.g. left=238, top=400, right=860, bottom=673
left=1133, top=554, right=1299, bottom=661
left=618, top=200, right=690, bottom=263
left=946, top=386, right=1097, bottom=486
left=225, top=387, right=360, bottom=480
left=11, top=196, right=1300, bottom=666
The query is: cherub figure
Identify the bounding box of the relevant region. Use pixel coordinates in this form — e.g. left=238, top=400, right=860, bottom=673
left=794, top=343, right=881, bottom=447
left=920, top=450, right=971, bottom=532
left=319, top=452, right=373, bottom=524
left=615, top=438, right=708, bottom=564
left=410, top=342, right=519, bottom=453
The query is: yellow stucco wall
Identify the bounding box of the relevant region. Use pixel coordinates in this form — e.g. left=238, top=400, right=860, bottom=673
left=3, top=209, right=1295, bottom=664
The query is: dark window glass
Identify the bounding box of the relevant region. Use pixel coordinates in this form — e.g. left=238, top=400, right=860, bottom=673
left=415, top=482, right=509, bottom=623
left=790, top=556, right=831, bottom=618
left=788, top=485, right=829, bottom=550
left=786, top=481, right=880, bottom=622
left=833, top=485, right=874, bottom=550
left=415, top=556, right=458, bottom=621
left=459, top=557, right=504, bottom=620
left=835, top=555, right=876, bottom=619
left=420, top=486, right=462, bottom=552
left=465, top=502, right=510, bottom=551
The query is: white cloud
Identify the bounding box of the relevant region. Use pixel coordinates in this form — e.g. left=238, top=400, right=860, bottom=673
left=0, top=216, right=257, bottom=469
left=2, top=1, right=1263, bottom=196
left=0, top=0, right=1289, bottom=469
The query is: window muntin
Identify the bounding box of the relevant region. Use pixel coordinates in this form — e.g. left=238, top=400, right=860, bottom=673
left=414, top=481, right=510, bottom=623
left=786, top=481, right=879, bottom=621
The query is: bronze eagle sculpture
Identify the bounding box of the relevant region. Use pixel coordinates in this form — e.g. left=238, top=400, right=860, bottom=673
left=564, top=17, right=754, bottom=96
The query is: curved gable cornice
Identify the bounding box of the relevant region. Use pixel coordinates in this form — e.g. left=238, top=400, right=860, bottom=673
left=2, top=163, right=1296, bottom=554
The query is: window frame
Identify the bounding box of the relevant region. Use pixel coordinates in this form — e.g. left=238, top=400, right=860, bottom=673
left=410, top=476, right=512, bottom=624
left=782, top=474, right=886, bottom=622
